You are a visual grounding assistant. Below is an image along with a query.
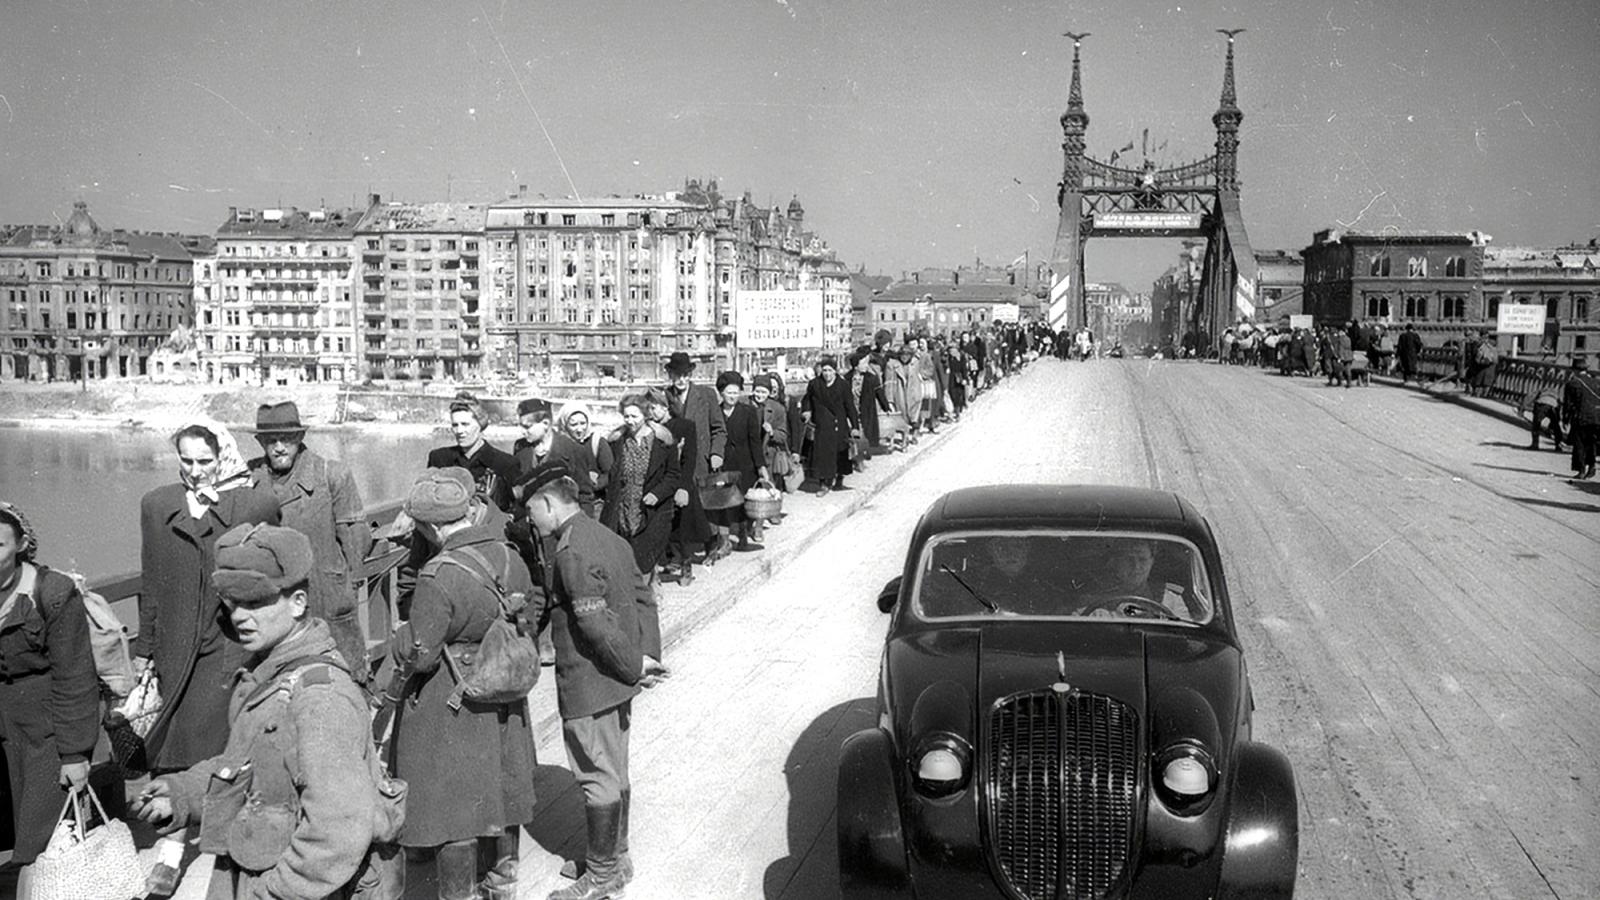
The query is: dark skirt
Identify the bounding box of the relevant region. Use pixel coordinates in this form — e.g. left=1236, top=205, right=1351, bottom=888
left=626, top=503, right=675, bottom=574
left=670, top=486, right=713, bottom=546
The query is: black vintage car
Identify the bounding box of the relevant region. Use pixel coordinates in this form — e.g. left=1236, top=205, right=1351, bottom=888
left=838, top=484, right=1298, bottom=899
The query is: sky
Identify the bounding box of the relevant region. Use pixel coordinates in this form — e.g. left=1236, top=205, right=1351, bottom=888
left=2, top=0, right=1597, bottom=291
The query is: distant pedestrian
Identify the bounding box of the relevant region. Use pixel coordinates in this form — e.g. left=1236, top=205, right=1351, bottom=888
left=1562, top=359, right=1599, bottom=479
left=1397, top=324, right=1424, bottom=384
left=1521, top=384, right=1564, bottom=452
left=247, top=401, right=373, bottom=683
left=847, top=351, right=890, bottom=452
left=522, top=463, right=666, bottom=900
left=428, top=395, right=518, bottom=514
left=560, top=401, right=614, bottom=521
left=0, top=501, right=99, bottom=899
left=803, top=356, right=862, bottom=496
left=514, top=398, right=595, bottom=515
left=1469, top=330, right=1500, bottom=398
left=645, top=390, right=710, bottom=585
left=1329, top=328, right=1354, bottom=388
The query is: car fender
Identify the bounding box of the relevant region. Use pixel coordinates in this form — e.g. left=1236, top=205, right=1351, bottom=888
left=1217, top=741, right=1299, bottom=899
left=838, top=727, right=911, bottom=898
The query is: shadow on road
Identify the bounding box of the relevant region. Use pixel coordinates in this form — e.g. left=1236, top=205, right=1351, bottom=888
left=761, top=698, right=877, bottom=900
left=1473, top=461, right=1571, bottom=477
left=1508, top=495, right=1600, bottom=515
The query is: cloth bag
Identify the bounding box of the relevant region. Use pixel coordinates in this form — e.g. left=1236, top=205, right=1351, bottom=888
left=29, top=786, right=145, bottom=900
left=106, top=665, right=163, bottom=775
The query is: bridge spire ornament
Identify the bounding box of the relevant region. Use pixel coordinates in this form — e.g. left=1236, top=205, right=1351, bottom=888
left=1213, top=29, right=1245, bottom=190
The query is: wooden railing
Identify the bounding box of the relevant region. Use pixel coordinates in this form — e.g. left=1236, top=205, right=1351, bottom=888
left=95, top=498, right=414, bottom=660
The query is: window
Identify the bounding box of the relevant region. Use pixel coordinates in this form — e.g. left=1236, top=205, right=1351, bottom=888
left=1368, top=255, right=1390, bottom=277
left=562, top=214, right=576, bottom=226
left=601, top=214, right=615, bottom=226
left=1486, top=296, right=1501, bottom=322
left=1407, top=257, right=1427, bottom=278
left=1403, top=295, right=1428, bottom=318
left=1575, top=295, right=1591, bottom=322
left=1365, top=295, right=1390, bottom=318
left=1444, top=256, right=1466, bottom=277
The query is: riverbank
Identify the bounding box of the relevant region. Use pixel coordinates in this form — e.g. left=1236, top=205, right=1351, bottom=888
left=0, top=379, right=630, bottom=433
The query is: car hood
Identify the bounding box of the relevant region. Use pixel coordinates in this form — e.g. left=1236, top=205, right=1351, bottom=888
left=886, top=622, right=1244, bottom=752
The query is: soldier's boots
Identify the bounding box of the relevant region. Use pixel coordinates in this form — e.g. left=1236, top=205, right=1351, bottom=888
left=548, top=802, right=627, bottom=900
left=559, top=789, right=634, bottom=883
left=437, top=839, right=482, bottom=900
left=480, top=826, right=520, bottom=900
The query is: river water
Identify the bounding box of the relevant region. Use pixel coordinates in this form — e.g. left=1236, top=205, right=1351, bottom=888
left=0, top=425, right=510, bottom=579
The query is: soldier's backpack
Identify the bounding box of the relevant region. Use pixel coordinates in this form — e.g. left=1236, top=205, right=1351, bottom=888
left=431, top=544, right=540, bottom=708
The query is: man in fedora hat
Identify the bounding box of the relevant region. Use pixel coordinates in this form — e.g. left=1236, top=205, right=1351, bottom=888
left=247, top=400, right=373, bottom=683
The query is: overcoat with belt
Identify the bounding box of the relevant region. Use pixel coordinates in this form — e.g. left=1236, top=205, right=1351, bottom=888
left=137, top=481, right=280, bottom=770
left=388, top=525, right=537, bottom=847
left=664, top=381, right=726, bottom=480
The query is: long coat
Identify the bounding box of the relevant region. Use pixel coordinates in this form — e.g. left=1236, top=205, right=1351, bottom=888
left=138, top=482, right=280, bottom=770
left=664, top=381, right=726, bottom=480
left=602, top=422, right=680, bottom=574
left=846, top=368, right=890, bottom=447
left=249, top=448, right=372, bottom=681
left=755, top=397, right=791, bottom=485
left=0, top=563, right=99, bottom=864
left=884, top=357, right=924, bottom=428
left=802, top=373, right=860, bottom=486
left=661, top=416, right=713, bottom=546
left=389, top=526, right=537, bottom=847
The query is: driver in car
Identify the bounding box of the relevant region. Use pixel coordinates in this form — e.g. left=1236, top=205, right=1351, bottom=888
left=921, top=536, right=1061, bottom=616
left=1078, top=538, right=1199, bottom=620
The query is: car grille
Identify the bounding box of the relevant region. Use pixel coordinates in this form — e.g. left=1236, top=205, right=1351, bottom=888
left=986, top=690, right=1139, bottom=900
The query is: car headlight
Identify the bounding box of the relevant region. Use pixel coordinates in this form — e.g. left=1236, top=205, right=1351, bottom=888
left=909, top=734, right=972, bottom=798
left=1154, top=743, right=1217, bottom=814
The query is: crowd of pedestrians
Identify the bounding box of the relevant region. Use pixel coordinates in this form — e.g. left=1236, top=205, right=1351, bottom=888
left=0, top=320, right=1043, bottom=900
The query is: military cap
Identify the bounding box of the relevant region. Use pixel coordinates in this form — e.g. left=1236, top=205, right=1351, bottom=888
left=405, top=467, right=474, bottom=523
left=515, top=460, right=574, bottom=500
left=213, top=523, right=314, bottom=603
left=517, top=397, right=553, bottom=420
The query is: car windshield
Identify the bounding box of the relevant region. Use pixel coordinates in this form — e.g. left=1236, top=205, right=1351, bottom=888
left=912, top=531, right=1215, bottom=625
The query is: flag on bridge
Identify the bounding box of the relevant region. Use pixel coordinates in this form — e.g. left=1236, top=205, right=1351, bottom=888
left=1009, top=251, right=1028, bottom=268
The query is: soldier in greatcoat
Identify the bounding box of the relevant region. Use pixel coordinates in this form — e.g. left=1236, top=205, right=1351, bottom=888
left=386, top=468, right=537, bottom=900
left=131, top=524, right=391, bottom=900
left=247, top=401, right=373, bottom=684
left=522, top=462, right=665, bottom=900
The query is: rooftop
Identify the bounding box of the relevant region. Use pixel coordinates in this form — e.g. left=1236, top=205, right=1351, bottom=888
left=355, top=201, right=488, bottom=233
left=218, top=202, right=374, bottom=238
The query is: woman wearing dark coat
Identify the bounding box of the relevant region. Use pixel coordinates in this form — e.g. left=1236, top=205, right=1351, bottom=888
left=137, top=419, right=280, bottom=772
left=802, top=357, right=861, bottom=496
left=0, top=502, right=99, bottom=883
left=602, top=394, right=680, bottom=583
left=646, top=392, right=712, bottom=585
left=708, top=372, right=771, bottom=551
left=847, top=352, right=891, bottom=452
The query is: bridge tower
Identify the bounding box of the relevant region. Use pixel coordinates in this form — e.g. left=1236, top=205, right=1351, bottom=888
left=1046, top=31, right=1257, bottom=354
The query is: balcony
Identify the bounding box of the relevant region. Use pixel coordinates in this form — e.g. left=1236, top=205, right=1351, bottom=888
left=252, top=322, right=319, bottom=335
left=363, top=290, right=387, bottom=305
left=461, top=345, right=484, bottom=357
left=251, top=294, right=320, bottom=311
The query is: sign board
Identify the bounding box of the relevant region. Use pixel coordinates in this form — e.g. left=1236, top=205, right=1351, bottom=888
left=1289, top=315, right=1314, bottom=330
left=992, top=303, right=1020, bottom=323
left=1093, top=211, right=1203, bottom=231
left=1496, top=304, right=1547, bottom=335
left=734, top=290, right=824, bottom=349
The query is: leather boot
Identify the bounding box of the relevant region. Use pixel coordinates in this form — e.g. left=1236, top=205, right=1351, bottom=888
left=480, top=827, right=519, bottom=899
left=437, top=839, right=482, bottom=900
left=547, top=803, right=626, bottom=900
left=617, top=788, right=635, bottom=884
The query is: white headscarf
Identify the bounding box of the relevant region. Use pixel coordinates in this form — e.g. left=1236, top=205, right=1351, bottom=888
left=172, top=416, right=250, bottom=515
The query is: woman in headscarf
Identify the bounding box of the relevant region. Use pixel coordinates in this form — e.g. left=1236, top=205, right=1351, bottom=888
left=750, top=375, right=792, bottom=505
left=884, top=345, right=924, bottom=448
left=801, top=357, right=861, bottom=496
left=709, top=371, right=770, bottom=552
left=135, top=417, right=279, bottom=895
left=599, top=394, right=678, bottom=584
left=560, top=400, right=614, bottom=520
left=0, top=502, right=100, bottom=896
left=915, top=337, right=944, bottom=433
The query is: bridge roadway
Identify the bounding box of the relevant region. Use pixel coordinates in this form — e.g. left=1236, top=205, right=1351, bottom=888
left=153, top=356, right=1597, bottom=900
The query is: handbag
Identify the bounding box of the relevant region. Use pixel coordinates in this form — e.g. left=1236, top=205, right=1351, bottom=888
left=30, top=786, right=146, bottom=900
left=696, top=471, right=746, bottom=510
left=107, top=664, right=163, bottom=775
left=117, top=664, right=164, bottom=737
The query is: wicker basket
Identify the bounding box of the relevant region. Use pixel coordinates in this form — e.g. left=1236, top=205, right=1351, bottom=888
left=744, top=494, right=783, bottom=520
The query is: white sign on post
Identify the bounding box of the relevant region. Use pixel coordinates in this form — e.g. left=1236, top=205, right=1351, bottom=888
left=735, top=290, right=825, bottom=349
left=1289, top=314, right=1314, bottom=330
left=992, top=303, right=1020, bottom=323
left=1496, top=304, right=1547, bottom=335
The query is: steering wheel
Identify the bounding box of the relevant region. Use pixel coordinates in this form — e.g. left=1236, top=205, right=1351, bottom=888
left=1079, top=594, right=1182, bottom=621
